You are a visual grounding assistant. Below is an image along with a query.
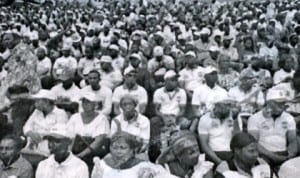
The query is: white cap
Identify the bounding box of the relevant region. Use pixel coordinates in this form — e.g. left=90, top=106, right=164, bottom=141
left=164, top=70, right=177, bottom=80
left=209, top=46, right=220, bottom=52
left=123, top=67, right=137, bottom=76
left=31, top=89, right=56, bottom=101
left=101, top=55, right=112, bottom=63
left=153, top=46, right=164, bottom=57
left=129, top=53, right=141, bottom=61
left=80, top=92, right=97, bottom=102
left=45, top=124, right=75, bottom=139
left=109, top=44, right=119, bottom=51
left=199, top=27, right=211, bottom=35
left=49, top=31, right=58, bottom=38
left=185, top=51, right=196, bottom=58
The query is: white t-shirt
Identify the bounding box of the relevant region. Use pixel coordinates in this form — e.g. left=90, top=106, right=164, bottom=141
left=51, top=83, right=81, bottom=102
left=78, top=57, right=101, bottom=75
left=198, top=112, right=234, bottom=152
left=178, top=67, right=206, bottom=92
left=37, top=57, right=52, bottom=77
left=68, top=113, right=110, bottom=138
left=273, top=69, right=295, bottom=85
left=153, top=87, right=187, bottom=116
left=248, top=111, right=296, bottom=152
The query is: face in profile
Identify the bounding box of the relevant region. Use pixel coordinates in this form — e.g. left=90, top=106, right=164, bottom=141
left=235, top=142, right=259, bottom=166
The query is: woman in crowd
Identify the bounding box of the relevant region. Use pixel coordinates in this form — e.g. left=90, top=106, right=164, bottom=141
left=68, top=92, right=110, bottom=168
left=216, top=132, right=271, bottom=178
left=157, top=130, right=214, bottom=178
left=91, top=131, right=178, bottom=178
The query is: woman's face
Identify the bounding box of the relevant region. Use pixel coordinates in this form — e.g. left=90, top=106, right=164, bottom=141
left=120, top=98, right=136, bottom=113
left=236, top=143, right=258, bottom=166
left=110, top=138, right=133, bottom=160
left=176, top=141, right=200, bottom=167
left=244, top=39, right=253, bottom=49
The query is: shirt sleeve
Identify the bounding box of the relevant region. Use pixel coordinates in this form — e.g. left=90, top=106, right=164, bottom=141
left=192, top=88, right=201, bottom=106
left=112, top=87, right=122, bottom=103
left=139, top=87, right=148, bottom=104
left=179, top=89, right=187, bottom=105
left=101, top=88, right=113, bottom=116
left=198, top=115, right=212, bottom=135
left=78, top=58, right=85, bottom=69
left=153, top=90, right=162, bottom=104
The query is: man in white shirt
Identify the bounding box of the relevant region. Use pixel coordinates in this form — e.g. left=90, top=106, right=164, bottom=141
left=36, top=125, right=89, bottom=178
left=52, top=46, right=77, bottom=80
left=36, top=47, right=52, bottom=78
left=23, top=90, right=68, bottom=156
left=192, top=71, right=228, bottom=117
left=112, top=69, right=148, bottom=116
left=248, top=100, right=298, bottom=167
left=108, top=44, right=125, bottom=70
left=80, top=70, right=112, bottom=117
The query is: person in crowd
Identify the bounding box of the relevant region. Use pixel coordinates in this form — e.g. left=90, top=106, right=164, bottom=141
left=216, top=132, right=272, bottom=178
left=35, top=124, right=89, bottom=178
left=248, top=100, right=298, bottom=167
left=36, top=47, right=52, bottom=79
left=0, top=134, right=33, bottom=178
left=192, top=71, right=228, bottom=117
left=217, top=56, right=240, bottom=90
left=111, top=95, right=150, bottom=154
left=99, top=55, right=123, bottom=90
left=112, top=69, right=148, bottom=115
left=157, top=130, right=214, bottom=178
left=109, top=44, right=125, bottom=70
left=68, top=92, right=110, bottom=169
left=80, top=70, right=112, bottom=117
left=198, top=102, right=238, bottom=165
left=23, top=89, right=68, bottom=156
left=278, top=156, right=300, bottom=178
left=273, top=54, right=295, bottom=85
left=91, top=131, right=177, bottom=178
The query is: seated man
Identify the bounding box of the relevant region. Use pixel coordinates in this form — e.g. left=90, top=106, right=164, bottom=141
left=198, top=102, right=238, bottom=165
left=0, top=134, right=33, bottom=178
left=36, top=125, right=89, bottom=178
left=112, top=69, right=148, bottom=116
left=23, top=90, right=68, bottom=156
left=216, top=132, right=271, bottom=178
left=248, top=100, right=298, bottom=167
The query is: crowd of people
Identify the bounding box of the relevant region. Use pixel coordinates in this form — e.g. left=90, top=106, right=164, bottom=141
left=1, top=0, right=300, bottom=177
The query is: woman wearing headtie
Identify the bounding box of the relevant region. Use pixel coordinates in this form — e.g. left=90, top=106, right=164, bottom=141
left=157, top=130, right=214, bottom=178
left=91, top=131, right=178, bottom=178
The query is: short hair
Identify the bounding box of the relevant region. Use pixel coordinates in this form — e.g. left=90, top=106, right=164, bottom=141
left=0, top=134, right=26, bottom=150
left=88, top=70, right=101, bottom=78
left=120, top=95, right=138, bottom=107
left=110, top=131, right=139, bottom=150
left=230, top=132, right=256, bottom=151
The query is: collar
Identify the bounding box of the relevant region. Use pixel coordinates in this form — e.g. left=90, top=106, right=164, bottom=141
left=0, top=155, right=23, bottom=169
left=50, top=152, right=74, bottom=167
left=123, top=84, right=138, bottom=91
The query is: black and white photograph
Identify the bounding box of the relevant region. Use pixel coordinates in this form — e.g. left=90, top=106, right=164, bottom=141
left=0, top=0, right=300, bottom=177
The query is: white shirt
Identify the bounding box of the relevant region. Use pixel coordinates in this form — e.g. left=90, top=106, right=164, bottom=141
left=273, top=69, right=295, bottom=85
left=192, top=84, right=228, bottom=112
left=99, top=69, right=123, bottom=90
left=198, top=112, right=234, bottom=152
left=36, top=153, right=89, bottom=178
left=53, top=56, right=78, bottom=77
left=147, top=56, right=175, bottom=74
left=80, top=85, right=112, bottom=116
left=111, top=113, right=150, bottom=142
left=266, top=82, right=295, bottom=102
left=68, top=113, right=110, bottom=138
left=112, top=85, right=148, bottom=113
left=78, top=57, right=101, bottom=75
left=37, top=57, right=52, bottom=77
left=278, top=157, right=300, bottom=178
left=51, top=83, right=81, bottom=102
left=153, top=87, right=187, bottom=116
left=178, top=66, right=206, bottom=92
left=248, top=111, right=296, bottom=152
left=23, top=107, right=68, bottom=136
left=112, top=56, right=125, bottom=70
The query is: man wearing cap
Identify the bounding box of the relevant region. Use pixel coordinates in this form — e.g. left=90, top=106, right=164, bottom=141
left=52, top=45, right=78, bottom=80
left=228, top=69, right=265, bottom=117
left=99, top=55, right=123, bottom=90
left=80, top=70, right=112, bottom=117
left=36, top=47, right=52, bottom=78
left=192, top=71, right=228, bottom=116
left=112, top=68, right=148, bottom=116
left=108, top=44, right=125, bottom=70
left=220, top=36, right=239, bottom=61
left=248, top=100, right=297, bottom=166
left=35, top=125, right=89, bottom=178
left=77, top=46, right=101, bottom=80
left=147, top=46, right=175, bottom=74
left=23, top=90, right=68, bottom=156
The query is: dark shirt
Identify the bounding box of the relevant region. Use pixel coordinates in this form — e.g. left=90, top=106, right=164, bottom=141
left=0, top=156, right=33, bottom=178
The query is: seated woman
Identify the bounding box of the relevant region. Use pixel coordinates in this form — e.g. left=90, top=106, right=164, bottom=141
left=157, top=130, right=214, bottom=178
left=216, top=132, right=271, bottom=178
left=91, top=131, right=178, bottom=178
left=68, top=92, right=110, bottom=168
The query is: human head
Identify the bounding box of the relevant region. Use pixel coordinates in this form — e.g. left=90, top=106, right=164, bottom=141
left=85, top=46, right=94, bottom=59
left=263, top=100, right=285, bottom=119
left=185, top=51, right=197, bottom=68
left=213, top=102, right=231, bottom=121
left=36, top=47, right=47, bottom=60
left=87, top=70, right=100, bottom=88
left=2, top=33, right=19, bottom=49
left=204, top=71, right=218, bottom=88
left=62, top=46, right=71, bottom=57
left=81, top=93, right=97, bottom=113
left=239, top=69, right=255, bottom=91
left=230, top=132, right=258, bottom=166
left=278, top=55, right=294, bottom=72
left=0, top=135, right=25, bottom=164
left=124, top=69, right=137, bottom=89
left=223, top=37, right=233, bottom=48
left=120, top=95, right=137, bottom=120
left=110, top=131, right=139, bottom=161
left=129, top=53, right=141, bottom=68
left=32, top=90, right=56, bottom=112
left=109, top=45, right=120, bottom=58
left=164, top=70, right=178, bottom=91
left=100, top=56, right=113, bottom=72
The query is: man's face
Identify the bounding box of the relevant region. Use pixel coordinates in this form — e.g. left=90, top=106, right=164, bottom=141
left=62, top=49, right=71, bottom=57
left=85, top=48, right=94, bottom=59
left=48, top=137, right=70, bottom=156
left=176, top=141, right=200, bottom=167
left=283, top=58, right=294, bottom=72
left=165, top=77, right=178, bottom=91
left=87, top=72, right=100, bottom=87
left=236, top=143, right=258, bottom=166
left=0, top=139, right=18, bottom=163
left=205, top=73, right=218, bottom=88
left=223, top=39, right=232, bottom=48
left=240, top=77, right=255, bottom=91
left=130, top=58, right=141, bottom=68
left=35, top=99, right=51, bottom=111
left=265, top=101, right=284, bottom=118
left=124, top=73, right=137, bottom=87
left=36, top=49, right=46, bottom=60
left=110, top=49, right=119, bottom=58
left=3, top=34, right=15, bottom=49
